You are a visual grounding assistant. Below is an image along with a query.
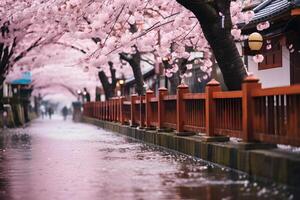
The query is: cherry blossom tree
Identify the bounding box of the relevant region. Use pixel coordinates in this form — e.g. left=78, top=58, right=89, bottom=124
left=73, top=0, right=212, bottom=95
left=0, top=0, right=72, bottom=100
left=174, top=0, right=254, bottom=90
left=1, top=0, right=254, bottom=104
left=77, top=0, right=253, bottom=92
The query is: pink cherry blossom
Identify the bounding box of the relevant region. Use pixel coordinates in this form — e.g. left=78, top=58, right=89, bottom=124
left=0, top=0, right=253, bottom=103
left=257, top=21, right=270, bottom=31
left=253, top=54, right=264, bottom=63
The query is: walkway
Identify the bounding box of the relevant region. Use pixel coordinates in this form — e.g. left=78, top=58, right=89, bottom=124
left=0, top=116, right=298, bottom=200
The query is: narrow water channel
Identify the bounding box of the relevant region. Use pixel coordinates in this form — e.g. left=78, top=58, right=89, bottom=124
left=0, top=116, right=298, bottom=200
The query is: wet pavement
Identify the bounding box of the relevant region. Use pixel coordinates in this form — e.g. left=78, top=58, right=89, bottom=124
left=0, top=116, right=299, bottom=200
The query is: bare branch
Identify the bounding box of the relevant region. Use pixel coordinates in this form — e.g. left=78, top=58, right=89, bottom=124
left=119, top=52, right=132, bottom=62
left=53, top=42, right=87, bottom=54
left=140, top=58, right=154, bottom=66
left=13, top=37, right=43, bottom=63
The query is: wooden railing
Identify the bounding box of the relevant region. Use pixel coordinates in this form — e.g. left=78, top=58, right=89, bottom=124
left=83, top=77, right=300, bottom=147
left=183, top=93, right=206, bottom=133
left=214, top=91, right=243, bottom=138
left=251, top=86, right=300, bottom=146
left=162, top=95, right=177, bottom=130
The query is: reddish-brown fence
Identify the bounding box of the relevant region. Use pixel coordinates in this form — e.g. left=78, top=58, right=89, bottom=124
left=183, top=93, right=206, bottom=133
left=83, top=77, right=300, bottom=147
left=213, top=91, right=243, bottom=138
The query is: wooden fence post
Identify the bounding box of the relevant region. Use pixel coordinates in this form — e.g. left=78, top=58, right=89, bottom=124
left=86, top=103, right=89, bottom=117
left=103, top=101, right=106, bottom=120
left=108, top=100, right=111, bottom=121
left=242, top=76, right=261, bottom=142
left=115, top=98, right=118, bottom=122
left=158, top=87, right=168, bottom=130
left=102, top=101, right=105, bottom=120
left=116, top=98, right=119, bottom=122
left=94, top=103, right=96, bottom=118
left=105, top=101, right=108, bottom=121
left=130, top=94, right=138, bottom=126
left=97, top=102, right=99, bottom=119
left=89, top=103, right=91, bottom=117
left=90, top=103, right=92, bottom=117
left=94, top=102, right=96, bottom=118
left=111, top=99, right=114, bottom=121
left=145, top=90, right=155, bottom=128
left=101, top=102, right=103, bottom=120
left=119, top=97, right=125, bottom=124
left=95, top=102, right=98, bottom=119
left=176, top=84, right=189, bottom=133
left=99, top=102, right=102, bottom=120
left=139, top=95, right=145, bottom=128
left=92, top=102, right=95, bottom=118
left=111, top=99, right=113, bottom=121
left=205, top=79, right=221, bottom=136
left=113, top=98, right=116, bottom=121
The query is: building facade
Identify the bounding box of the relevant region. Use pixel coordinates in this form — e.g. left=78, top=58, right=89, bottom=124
left=242, top=0, right=300, bottom=88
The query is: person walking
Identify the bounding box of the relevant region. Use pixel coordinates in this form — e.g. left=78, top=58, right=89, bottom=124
left=47, top=107, right=53, bottom=119
left=62, top=106, right=68, bottom=121
left=40, top=105, right=46, bottom=119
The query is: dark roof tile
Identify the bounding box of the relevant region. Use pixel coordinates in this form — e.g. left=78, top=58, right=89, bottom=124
left=250, top=0, right=298, bottom=23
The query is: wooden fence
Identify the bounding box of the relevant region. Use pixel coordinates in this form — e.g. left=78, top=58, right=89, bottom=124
left=83, top=77, right=300, bottom=147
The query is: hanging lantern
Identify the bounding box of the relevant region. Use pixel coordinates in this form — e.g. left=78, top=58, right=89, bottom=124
left=118, top=74, right=125, bottom=85
left=248, top=32, right=263, bottom=51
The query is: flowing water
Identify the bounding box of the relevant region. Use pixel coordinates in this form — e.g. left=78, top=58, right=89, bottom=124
left=0, top=116, right=298, bottom=200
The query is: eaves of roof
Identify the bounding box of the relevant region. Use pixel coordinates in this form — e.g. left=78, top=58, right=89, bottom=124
left=242, top=0, right=299, bottom=26
left=251, top=0, right=292, bottom=24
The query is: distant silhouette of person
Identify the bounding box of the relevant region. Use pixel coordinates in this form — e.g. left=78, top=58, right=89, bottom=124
left=83, top=88, right=91, bottom=102
left=0, top=102, right=6, bottom=128
left=40, top=105, right=46, bottom=119
left=62, top=106, right=68, bottom=121
left=47, top=107, right=53, bottom=119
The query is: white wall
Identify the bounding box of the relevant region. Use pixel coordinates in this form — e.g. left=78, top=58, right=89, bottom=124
left=2, top=82, right=13, bottom=98
left=248, top=46, right=290, bottom=88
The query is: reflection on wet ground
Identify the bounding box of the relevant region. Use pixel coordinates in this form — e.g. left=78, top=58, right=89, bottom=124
left=0, top=116, right=299, bottom=200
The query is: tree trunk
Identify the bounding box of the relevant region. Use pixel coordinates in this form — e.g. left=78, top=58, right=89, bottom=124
left=97, top=62, right=118, bottom=100
left=0, top=82, right=3, bottom=112
left=0, top=42, right=15, bottom=96
left=109, top=62, right=117, bottom=91
left=0, top=44, right=10, bottom=79
left=120, top=51, right=145, bottom=96
left=0, top=80, right=4, bottom=98
left=176, top=0, right=247, bottom=90
left=98, top=62, right=118, bottom=100
left=169, top=73, right=180, bottom=94
left=0, top=43, right=8, bottom=102
left=129, top=60, right=144, bottom=96
left=98, top=71, right=114, bottom=100
left=164, top=58, right=188, bottom=94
